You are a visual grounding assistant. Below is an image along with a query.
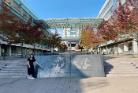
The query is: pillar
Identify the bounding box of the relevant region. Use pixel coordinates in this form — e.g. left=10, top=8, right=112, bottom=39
left=0, top=45, right=1, bottom=56
left=8, top=46, right=11, bottom=56
left=24, top=48, right=27, bottom=57
left=124, top=43, right=129, bottom=52
left=132, top=38, right=138, bottom=54
left=114, top=45, right=117, bottom=54
left=118, top=44, right=123, bottom=54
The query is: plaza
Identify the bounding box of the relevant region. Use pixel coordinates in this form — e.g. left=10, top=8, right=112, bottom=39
left=0, top=55, right=138, bottom=93
left=0, top=0, right=138, bottom=93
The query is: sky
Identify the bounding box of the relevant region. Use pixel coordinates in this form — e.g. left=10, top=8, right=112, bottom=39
left=23, top=0, right=105, bottom=19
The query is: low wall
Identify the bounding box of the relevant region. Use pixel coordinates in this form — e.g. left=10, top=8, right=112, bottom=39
left=35, top=54, right=105, bottom=78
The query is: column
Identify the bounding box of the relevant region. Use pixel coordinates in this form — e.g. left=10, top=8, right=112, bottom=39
left=24, top=48, right=27, bottom=57
left=118, top=44, right=123, bottom=54
left=0, top=45, right=1, bottom=56
left=114, top=45, right=117, bottom=54
left=132, top=38, right=138, bottom=54
left=124, top=43, right=129, bottom=52
left=8, top=46, right=11, bottom=56
left=97, top=47, right=100, bottom=54
left=70, top=42, right=72, bottom=50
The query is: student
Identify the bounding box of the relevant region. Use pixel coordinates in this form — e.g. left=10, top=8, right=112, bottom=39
left=27, top=54, right=36, bottom=79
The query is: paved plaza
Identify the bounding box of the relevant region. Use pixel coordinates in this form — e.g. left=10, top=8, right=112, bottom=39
left=0, top=55, right=137, bottom=93
left=1, top=0, right=138, bottom=92
left=0, top=77, right=138, bottom=93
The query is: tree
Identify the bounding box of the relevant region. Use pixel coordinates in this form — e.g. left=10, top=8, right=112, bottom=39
left=114, top=0, right=136, bottom=35
left=98, top=20, right=118, bottom=41
left=59, top=43, right=67, bottom=52
left=98, top=0, right=138, bottom=42
left=45, top=32, right=61, bottom=51
left=80, top=26, right=102, bottom=49
left=0, top=1, right=18, bottom=44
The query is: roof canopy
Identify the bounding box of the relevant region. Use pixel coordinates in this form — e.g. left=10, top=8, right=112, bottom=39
left=45, top=18, right=103, bottom=28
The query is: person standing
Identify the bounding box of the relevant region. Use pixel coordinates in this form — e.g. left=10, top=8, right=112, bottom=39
left=27, top=54, right=36, bottom=79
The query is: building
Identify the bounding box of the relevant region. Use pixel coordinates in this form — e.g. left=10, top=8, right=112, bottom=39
left=46, top=18, right=103, bottom=50
left=97, top=0, right=138, bottom=55
left=0, top=0, right=50, bottom=58
left=97, top=0, right=126, bottom=20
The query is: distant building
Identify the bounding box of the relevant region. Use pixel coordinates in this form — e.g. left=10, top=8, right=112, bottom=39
left=46, top=18, right=103, bottom=51
left=63, top=28, right=80, bottom=39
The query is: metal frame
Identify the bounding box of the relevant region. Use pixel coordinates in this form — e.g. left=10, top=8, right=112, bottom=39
left=45, top=18, right=103, bottom=28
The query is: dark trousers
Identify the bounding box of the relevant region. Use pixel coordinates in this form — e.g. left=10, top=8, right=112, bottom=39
left=27, top=65, right=35, bottom=77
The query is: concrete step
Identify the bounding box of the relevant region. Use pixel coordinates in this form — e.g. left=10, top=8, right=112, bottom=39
left=104, top=66, right=136, bottom=69
left=106, top=70, right=138, bottom=72
left=0, top=70, right=27, bottom=73
left=0, top=59, right=27, bottom=78
left=0, top=72, right=26, bottom=75
left=0, top=69, right=26, bottom=72
left=105, top=71, right=138, bottom=74
left=0, top=68, right=26, bottom=70
left=0, top=75, right=26, bottom=78
left=104, top=68, right=138, bottom=71
left=107, top=74, right=138, bottom=77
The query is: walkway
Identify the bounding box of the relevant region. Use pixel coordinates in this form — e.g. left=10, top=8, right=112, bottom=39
left=0, top=77, right=138, bottom=93
left=0, top=55, right=138, bottom=93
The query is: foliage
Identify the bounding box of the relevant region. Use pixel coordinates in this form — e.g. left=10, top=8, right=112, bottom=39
left=46, top=32, right=61, bottom=49
left=0, top=1, right=18, bottom=43
left=114, top=0, right=136, bottom=34
left=80, top=26, right=102, bottom=49
left=98, top=0, right=138, bottom=42
left=59, top=43, right=67, bottom=52
left=98, top=20, right=118, bottom=41
left=0, top=1, right=46, bottom=45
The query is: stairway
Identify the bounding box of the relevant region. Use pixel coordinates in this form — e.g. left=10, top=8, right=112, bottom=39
left=0, top=59, right=27, bottom=78
left=104, top=57, right=138, bottom=77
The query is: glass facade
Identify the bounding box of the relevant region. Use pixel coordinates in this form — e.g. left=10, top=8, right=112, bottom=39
left=98, top=0, right=127, bottom=20
left=2, top=0, right=38, bottom=21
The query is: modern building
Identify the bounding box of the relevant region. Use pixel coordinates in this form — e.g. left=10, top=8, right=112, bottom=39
left=97, top=0, right=127, bottom=20
left=46, top=18, right=103, bottom=50
left=0, top=0, right=50, bottom=58
left=97, top=0, right=138, bottom=55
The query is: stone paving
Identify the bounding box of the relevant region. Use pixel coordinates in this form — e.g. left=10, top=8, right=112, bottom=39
left=0, top=77, right=138, bottom=93
left=0, top=55, right=138, bottom=93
